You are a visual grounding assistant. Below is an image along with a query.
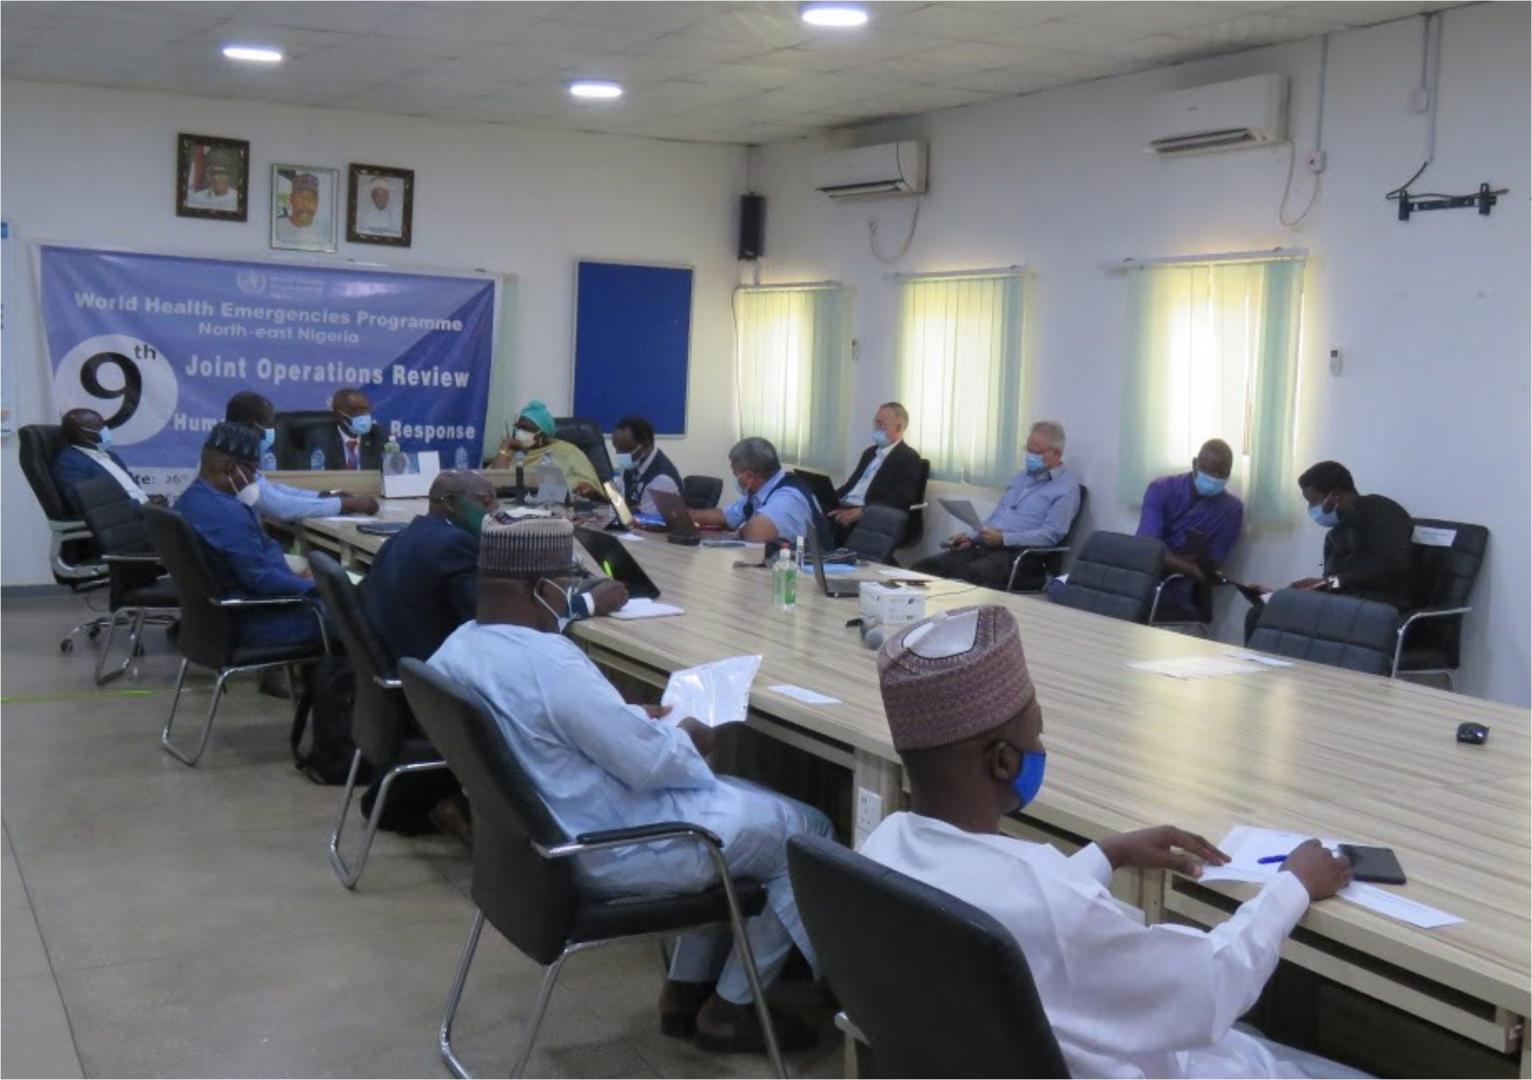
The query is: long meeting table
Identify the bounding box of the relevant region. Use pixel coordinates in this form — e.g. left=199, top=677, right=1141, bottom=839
left=288, top=491, right=1531, bottom=1074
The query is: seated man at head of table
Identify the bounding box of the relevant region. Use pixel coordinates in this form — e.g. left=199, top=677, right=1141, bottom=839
left=1242, top=459, right=1415, bottom=642
left=825, top=401, right=924, bottom=546
left=303, top=387, right=386, bottom=471
left=861, top=604, right=1362, bottom=1079
left=489, top=398, right=603, bottom=499
left=50, top=407, right=167, bottom=514
left=429, top=519, right=833, bottom=1052
left=687, top=436, right=834, bottom=548
left=911, top=420, right=1081, bottom=591
left=610, top=413, right=682, bottom=516
left=225, top=391, right=378, bottom=522
left=176, top=422, right=328, bottom=649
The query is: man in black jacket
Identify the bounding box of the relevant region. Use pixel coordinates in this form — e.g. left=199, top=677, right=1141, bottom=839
left=1243, top=460, right=1416, bottom=640
left=827, top=402, right=923, bottom=544
left=302, top=387, right=386, bottom=470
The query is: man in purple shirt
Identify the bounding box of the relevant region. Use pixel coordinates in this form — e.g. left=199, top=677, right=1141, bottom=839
left=1136, top=438, right=1244, bottom=618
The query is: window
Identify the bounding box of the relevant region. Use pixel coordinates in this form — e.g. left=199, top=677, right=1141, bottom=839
left=734, top=284, right=849, bottom=473
left=895, top=271, right=1025, bottom=486
left=1117, top=258, right=1304, bottom=524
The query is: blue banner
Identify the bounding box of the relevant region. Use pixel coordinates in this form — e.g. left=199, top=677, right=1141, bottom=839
left=38, top=244, right=496, bottom=494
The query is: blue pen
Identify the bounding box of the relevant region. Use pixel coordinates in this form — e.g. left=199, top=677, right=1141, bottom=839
left=1256, top=855, right=1288, bottom=865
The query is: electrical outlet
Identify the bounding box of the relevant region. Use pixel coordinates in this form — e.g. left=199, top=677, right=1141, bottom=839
left=855, top=787, right=884, bottom=840
left=1329, top=348, right=1344, bottom=377
left=1305, top=149, right=1327, bottom=174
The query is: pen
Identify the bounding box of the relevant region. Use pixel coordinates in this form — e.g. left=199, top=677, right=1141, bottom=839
left=1256, top=855, right=1288, bottom=865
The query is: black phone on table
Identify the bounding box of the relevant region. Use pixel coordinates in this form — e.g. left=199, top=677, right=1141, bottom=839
left=1337, top=844, right=1406, bottom=885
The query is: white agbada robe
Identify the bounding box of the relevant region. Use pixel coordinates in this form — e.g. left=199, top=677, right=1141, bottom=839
left=861, top=812, right=1363, bottom=1079
left=429, top=620, right=833, bottom=1002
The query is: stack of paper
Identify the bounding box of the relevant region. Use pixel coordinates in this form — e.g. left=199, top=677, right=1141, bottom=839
left=661, top=655, right=763, bottom=728
left=611, top=599, right=684, bottom=620
left=1128, top=656, right=1267, bottom=679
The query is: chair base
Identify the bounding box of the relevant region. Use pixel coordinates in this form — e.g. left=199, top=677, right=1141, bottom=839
left=161, top=657, right=312, bottom=766
left=327, top=749, right=449, bottom=889
left=93, top=607, right=178, bottom=685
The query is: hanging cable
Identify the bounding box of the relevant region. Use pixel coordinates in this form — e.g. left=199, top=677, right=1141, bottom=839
left=869, top=199, right=921, bottom=265
left=1279, top=34, right=1328, bottom=228
left=1385, top=12, right=1441, bottom=202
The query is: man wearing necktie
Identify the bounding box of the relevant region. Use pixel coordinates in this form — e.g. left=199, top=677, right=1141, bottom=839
left=302, top=388, right=385, bottom=470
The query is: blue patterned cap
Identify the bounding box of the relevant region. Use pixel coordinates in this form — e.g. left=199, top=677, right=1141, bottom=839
left=205, top=421, right=262, bottom=463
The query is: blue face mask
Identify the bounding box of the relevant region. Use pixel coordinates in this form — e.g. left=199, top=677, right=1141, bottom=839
left=613, top=451, right=635, bottom=473
left=260, top=427, right=276, bottom=454
left=1012, top=750, right=1047, bottom=808
left=1024, top=451, right=1046, bottom=475
left=1309, top=503, right=1341, bottom=528
left=94, top=426, right=113, bottom=449
left=346, top=413, right=374, bottom=436
left=1193, top=470, right=1226, bottom=497
left=871, top=428, right=890, bottom=449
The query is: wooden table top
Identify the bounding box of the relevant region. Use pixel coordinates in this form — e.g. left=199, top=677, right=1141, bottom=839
left=301, top=502, right=1531, bottom=1014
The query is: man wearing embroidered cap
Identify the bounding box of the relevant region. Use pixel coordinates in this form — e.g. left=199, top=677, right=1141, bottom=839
left=429, top=520, right=833, bottom=1054
left=861, top=604, right=1360, bottom=1079
left=490, top=398, right=603, bottom=499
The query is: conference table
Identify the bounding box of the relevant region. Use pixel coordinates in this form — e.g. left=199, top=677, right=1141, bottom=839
left=286, top=489, right=1531, bottom=1074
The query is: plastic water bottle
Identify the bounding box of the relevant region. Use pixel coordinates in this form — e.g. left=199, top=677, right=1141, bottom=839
left=772, top=545, right=797, bottom=611
left=309, top=448, right=325, bottom=470
left=454, top=446, right=469, bottom=470
left=383, top=439, right=401, bottom=456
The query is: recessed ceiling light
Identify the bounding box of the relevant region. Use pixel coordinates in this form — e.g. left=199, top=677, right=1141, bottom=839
left=800, top=2, right=869, bottom=28
left=222, top=45, right=284, bottom=64
left=569, top=79, right=624, bottom=100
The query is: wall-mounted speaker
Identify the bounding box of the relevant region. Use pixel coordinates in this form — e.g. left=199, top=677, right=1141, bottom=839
left=738, top=193, right=765, bottom=261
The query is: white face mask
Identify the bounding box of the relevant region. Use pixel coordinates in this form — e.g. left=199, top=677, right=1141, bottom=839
left=513, top=429, right=538, bottom=449
left=535, top=578, right=575, bottom=634
left=234, top=468, right=261, bottom=507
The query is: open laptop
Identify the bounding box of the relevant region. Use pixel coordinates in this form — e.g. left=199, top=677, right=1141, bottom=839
left=806, top=523, right=862, bottom=598
left=792, top=468, right=839, bottom=514
left=602, top=480, right=634, bottom=530
left=575, top=526, right=660, bottom=599
left=650, top=488, right=701, bottom=546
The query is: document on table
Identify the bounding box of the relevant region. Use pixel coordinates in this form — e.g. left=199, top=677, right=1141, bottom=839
left=345, top=570, right=364, bottom=586
left=876, top=567, right=936, bottom=580
left=1128, top=655, right=1267, bottom=679
left=769, top=683, right=841, bottom=706
left=661, top=655, right=763, bottom=728
left=1202, top=827, right=1464, bottom=929
left=1224, top=650, right=1294, bottom=668
left=319, top=515, right=376, bottom=523
left=610, top=598, right=684, bottom=620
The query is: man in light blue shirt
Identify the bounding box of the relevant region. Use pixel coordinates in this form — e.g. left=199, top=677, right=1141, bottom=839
left=225, top=392, right=378, bottom=522
left=912, top=420, right=1081, bottom=590
left=689, top=436, right=833, bottom=549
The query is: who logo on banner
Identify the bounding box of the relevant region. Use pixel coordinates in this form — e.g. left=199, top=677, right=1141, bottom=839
left=52, top=333, right=179, bottom=445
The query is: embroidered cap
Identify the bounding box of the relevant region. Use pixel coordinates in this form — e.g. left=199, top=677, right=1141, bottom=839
left=204, top=421, right=262, bottom=464
left=478, top=518, right=578, bottom=580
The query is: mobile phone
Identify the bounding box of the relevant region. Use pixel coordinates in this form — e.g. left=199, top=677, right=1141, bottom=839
left=1337, top=844, right=1406, bottom=885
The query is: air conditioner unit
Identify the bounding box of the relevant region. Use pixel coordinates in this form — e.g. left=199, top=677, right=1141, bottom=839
left=1145, top=74, right=1287, bottom=156
left=811, top=140, right=927, bottom=197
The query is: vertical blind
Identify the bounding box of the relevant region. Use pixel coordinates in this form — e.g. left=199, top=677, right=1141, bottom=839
left=895, top=272, right=1026, bottom=487
left=734, top=284, right=849, bottom=472
left=1117, top=258, right=1305, bottom=524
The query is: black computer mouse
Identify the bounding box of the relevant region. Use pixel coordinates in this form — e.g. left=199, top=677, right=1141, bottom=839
left=1455, top=722, right=1489, bottom=745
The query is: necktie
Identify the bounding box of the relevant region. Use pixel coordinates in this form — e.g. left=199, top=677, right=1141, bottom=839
left=345, top=439, right=359, bottom=469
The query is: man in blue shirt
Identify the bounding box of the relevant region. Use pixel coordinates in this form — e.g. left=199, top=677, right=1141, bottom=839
left=1133, top=438, right=1244, bottom=618
left=175, top=423, right=329, bottom=648
left=689, top=436, right=833, bottom=549
left=913, top=420, right=1081, bottom=590
left=225, top=392, right=379, bottom=523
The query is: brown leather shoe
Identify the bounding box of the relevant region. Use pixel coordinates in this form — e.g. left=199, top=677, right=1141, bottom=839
left=657, top=979, right=714, bottom=1038
left=427, top=795, right=473, bottom=849
left=694, top=993, right=818, bottom=1054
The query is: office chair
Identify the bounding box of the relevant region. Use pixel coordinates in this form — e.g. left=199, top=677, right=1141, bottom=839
left=1006, top=485, right=1089, bottom=593
left=1248, top=589, right=1401, bottom=677
left=846, top=504, right=909, bottom=566
left=682, top=474, right=723, bottom=510
left=144, top=505, right=330, bottom=766
left=1049, top=531, right=1165, bottom=624
left=273, top=410, right=339, bottom=469
left=74, top=478, right=180, bottom=684
left=1392, top=518, right=1489, bottom=689
left=552, top=416, right=614, bottom=483
left=308, top=552, right=449, bottom=889
left=1148, top=573, right=1216, bottom=637
left=18, top=423, right=112, bottom=647
left=787, top=835, right=1070, bottom=1079
left=900, top=457, right=932, bottom=549
left=400, top=658, right=787, bottom=1079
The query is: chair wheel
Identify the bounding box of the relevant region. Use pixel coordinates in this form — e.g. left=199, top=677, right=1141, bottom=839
left=88, top=625, right=101, bottom=639
left=59, top=638, right=74, bottom=653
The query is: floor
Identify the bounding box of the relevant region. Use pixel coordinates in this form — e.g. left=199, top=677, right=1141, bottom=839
left=1, top=591, right=842, bottom=1079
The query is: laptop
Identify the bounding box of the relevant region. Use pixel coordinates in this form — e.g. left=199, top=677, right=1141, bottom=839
left=575, top=526, right=660, bottom=600
left=792, top=468, right=840, bottom=514
left=938, top=498, right=984, bottom=532
left=806, top=524, right=862, bottom=598
left=650, top=488, right=701, bottom=546
left=602, top=480, right=634, bottom=530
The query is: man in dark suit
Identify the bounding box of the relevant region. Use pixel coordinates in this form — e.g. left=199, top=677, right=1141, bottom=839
left=302, top=387, right=385, bottom=470
left=826, top=402, right=923, bottom=544
left=49, top=408, right=166, bottom=515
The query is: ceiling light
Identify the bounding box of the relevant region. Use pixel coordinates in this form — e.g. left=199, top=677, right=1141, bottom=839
left=800, top=2, right=869, bottom=28
left=569, top=80, right=624, bottom=100
left=222, top=45, right=284, bottom=64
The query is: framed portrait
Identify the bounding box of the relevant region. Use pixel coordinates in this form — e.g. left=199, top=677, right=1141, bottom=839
left=270, top=164, right=338, bottom=253
left=176, top=133, right=249, bottom=222
left=347, top=163, right=414, bottom=247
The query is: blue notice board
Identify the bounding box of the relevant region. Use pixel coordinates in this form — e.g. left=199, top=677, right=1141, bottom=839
left=573, top=260, right=692, bottom=436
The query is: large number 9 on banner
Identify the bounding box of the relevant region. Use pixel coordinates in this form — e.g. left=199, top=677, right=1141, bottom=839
left=52, top=333, right=178, bottom=446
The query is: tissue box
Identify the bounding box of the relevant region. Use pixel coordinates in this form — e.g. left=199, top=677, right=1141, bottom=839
left=859, top=582, right=926, bottom=626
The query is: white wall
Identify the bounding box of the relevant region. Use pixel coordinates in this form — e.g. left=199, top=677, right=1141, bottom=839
left=749, top=3, right=1530, bottom=707
left=1, top=79, right=746, bottom=586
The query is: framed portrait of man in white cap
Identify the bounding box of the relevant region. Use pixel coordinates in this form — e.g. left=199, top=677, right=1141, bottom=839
left=270, top=164, right=337, bottom=253
left=176, top=133, right=249, bottom=221
left=347, top=163, right=413, bottom=247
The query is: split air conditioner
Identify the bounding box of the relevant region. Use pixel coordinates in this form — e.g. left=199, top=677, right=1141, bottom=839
left=1144, top=74, right=1288, bottom=156
left=811, top=140, right=927, bottom=197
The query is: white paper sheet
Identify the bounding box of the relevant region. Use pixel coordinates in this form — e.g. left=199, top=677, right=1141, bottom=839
left=938, top=498, right=984, bottom=531
left=610, top=598, right=684, bottom=620
left=319, top=515, right=376, bottom=523
left=1224, top=650, right=1294, bottom=668
left=661, top=654, right=763, bottom=728
left=616, top=532, right=646, bottom=542
left=1412, top=525, right=1457, bottom=548
left=768, top=683, right=841, bottom=705
left=344, top=569, right=364, bottom=586
left=877, top=567, right=936, bottom=580
left=1128, top=656, right=1266, bottom=679
left=497, top=506, right=555, bottom=521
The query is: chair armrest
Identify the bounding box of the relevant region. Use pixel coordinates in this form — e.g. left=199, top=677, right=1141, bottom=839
left=1012, top=545, right=1070, bottom=565
left=908, top=501, right=928, bottom=512
left=372, top=674, right=403, bottom=691
left=102, top=553, right=164, bottom=565
left=538, top=821, right=724, bottom=859
left=834, top=1012, right=869, bottom=1046
left=210, top=595, right=331, bottom=653
left=1397, top=606, right=1472, bottom=638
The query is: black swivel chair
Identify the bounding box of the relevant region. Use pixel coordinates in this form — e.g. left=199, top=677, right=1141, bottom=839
left=900, top=457, right=932, bottom=549
left=1392, top=518, right=1489, bottom=689
left=1050, top=531, right=1166, bottom=624
left=144, top=505, right=330, bottom=766
left=274, top=410, right=339, bottom=470
left=1248, top=589, right=1401, bottom=677
left=309, top=552, right=449, bottom=889
left=682, top=474, right=724, bottom=510
left=18, top=424, right=111, bottom=648
left=846, top=504, right=909, bottom=566
left=399, top=659, right=787, bottom=1080
left=552, top=416, right=614, bottom=483
left=74, top=478, right=180, bottom=684
left=1006, top=485, right=1089, bottom=593
left=787, top=835, right=1070, bottom=1079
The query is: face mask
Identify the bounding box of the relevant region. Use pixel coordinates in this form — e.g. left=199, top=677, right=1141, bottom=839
left=1309, top=502, right=1341, bottom=528
left=534, top=579, right=575, bottom=634
left=1193, top=470, right=1226, bottom=497
left=870, top=429, right=890, bottom=449
left=513, top=429, right=537, bottom=449
left=234, top=468, right=261, bottom=507
left=260, top=427, right=276, bottom=454
left=1024, top=451, right=1046, bottom=475
left=346, top=413, right=374, bottom=436
left=1011, top=749, right=1047, bottom=808
left=92, top=426, right=113, bottom=449
left=613, top=451, right=635, bottom=473
left=453, top=495, right=488, bottom=537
